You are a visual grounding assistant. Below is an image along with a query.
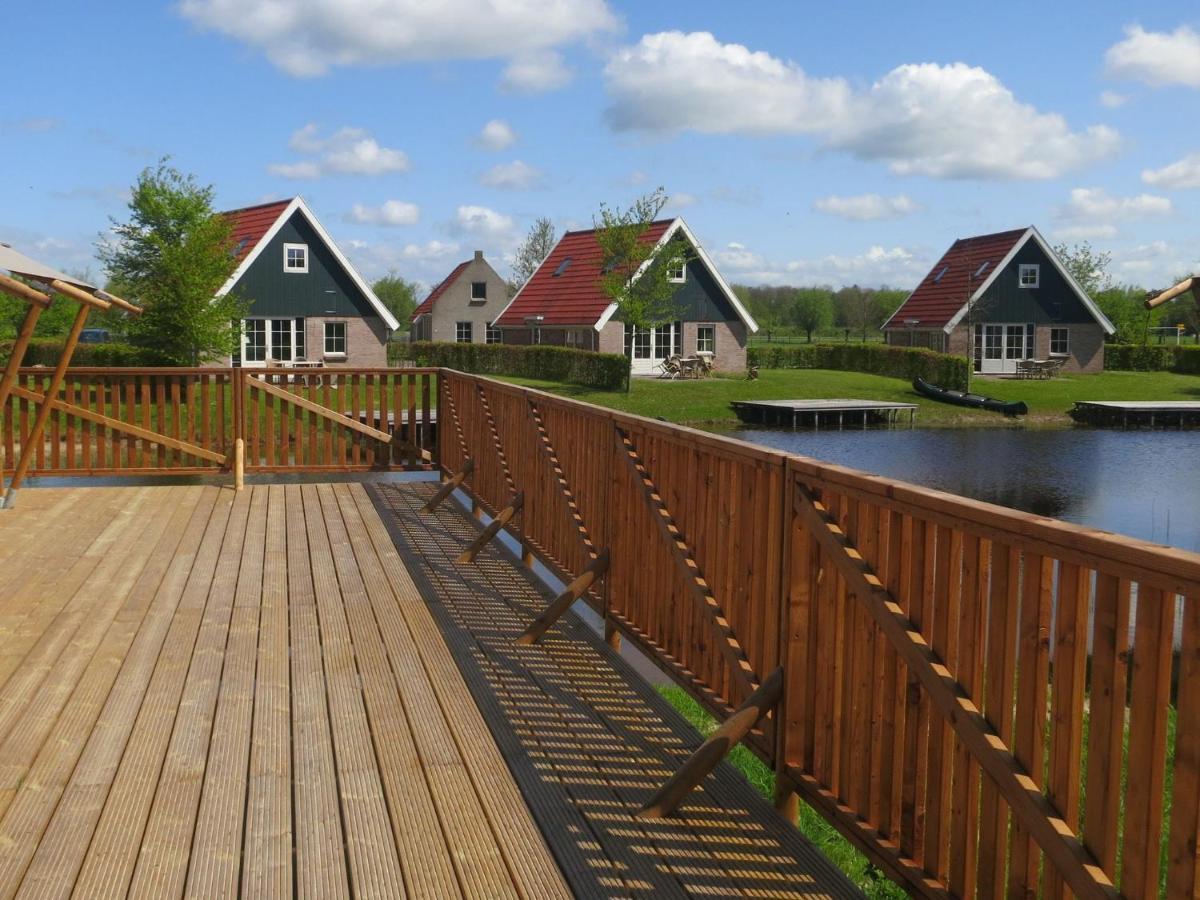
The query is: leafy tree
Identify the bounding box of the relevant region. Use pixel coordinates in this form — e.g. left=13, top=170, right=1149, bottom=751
left=372, top=272, right=420, bottom=323
left=510, top=217, right=557, bottom=294
left=99, top=161, right=246, bottom=365
left=1053, top=241, right=1112, bottom=296
left=789, top=288, right=833, bottom=342
left=594, top=187, right=688, bottom=337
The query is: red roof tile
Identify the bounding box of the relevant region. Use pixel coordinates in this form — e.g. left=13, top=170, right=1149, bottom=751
left=885, top=228, right=1028, bottom=330
left=411, top=260, right=471, bottom=320
left=222, top=199, right=293, bottom=264
left=495, top=219, right=675, bottom=327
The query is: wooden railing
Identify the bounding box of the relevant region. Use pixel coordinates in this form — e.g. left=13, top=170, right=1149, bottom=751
left=438, top=370, right=1200, bottom=900
left=0, top=367, right=438, bottom=476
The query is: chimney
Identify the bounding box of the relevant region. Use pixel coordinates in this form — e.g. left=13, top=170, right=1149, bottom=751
left=474, top=250, right=484, bottom=262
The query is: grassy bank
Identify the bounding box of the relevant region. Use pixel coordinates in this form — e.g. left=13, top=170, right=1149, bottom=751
left=501, top=368, right=1200, bottom=428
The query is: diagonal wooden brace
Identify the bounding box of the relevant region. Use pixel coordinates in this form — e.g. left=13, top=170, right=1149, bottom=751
left=457, top=491, right=524, bottom=564
left=421, top=458, right=474, bottom=513
left=517, top=549, right=611, bottom=645
left=638, top=667, right=784, bottom=819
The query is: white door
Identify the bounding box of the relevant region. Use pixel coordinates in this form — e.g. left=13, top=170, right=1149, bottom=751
left=627, top=323, right=681, bottom=375
left=239, top=318, right=304, bottom=368
left=977, top=323, right=1027, bottom=374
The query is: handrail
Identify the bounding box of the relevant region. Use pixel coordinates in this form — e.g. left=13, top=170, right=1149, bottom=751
left=436, top=368, right=1200, bottom=899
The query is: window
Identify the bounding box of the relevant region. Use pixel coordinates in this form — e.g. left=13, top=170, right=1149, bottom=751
left=1005, top=324, right=1025, bottom=360
left=456, top=321, right=473, bottom=343
left=486, top=325, right=502, bottom=344
left=324, top=321, right=346, bottom=356
left=470, top=281, right=487, bottom=302
left=552, top=257, right=572, bottom=277
left=283, top=243, right=308, bottom=273
left=270, top=318, right=294, bottom=362
left=244, top=319, right=266, bottom=363
left=565, top=329, right=588, bottom=349
left=933, top=266, right=949, bottom=284
left=667, top=259, right=686, bottom=283
left=1050, top=327, right=1069, bottom=356
left=294, top=318, right=306, bottom=360
left=696, top=324, right=715, bottom=354
left=1018, top=264, right=1039, bottom=288
left=974, top=261, right=990, bottom=278
left=653, top=324, right=673, bottom=359
left=625, top=324, right=651, bottom=359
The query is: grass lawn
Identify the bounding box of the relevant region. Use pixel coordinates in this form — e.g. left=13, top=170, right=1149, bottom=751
left=501, top=368, right=1200, bottom=428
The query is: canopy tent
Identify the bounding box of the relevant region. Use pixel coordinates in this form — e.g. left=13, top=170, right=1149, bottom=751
left=0, top=241, right=141, bottom=508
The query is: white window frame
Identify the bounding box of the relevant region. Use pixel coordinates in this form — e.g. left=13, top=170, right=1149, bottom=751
left=323, top=321, right=347, bottom=358
left=696, top=323, right=716, bottom=354
left=456, top=321, right=473, bottom=343
left=470, top=281, right=487, bottom=302
left=667, top=260, right=686, bottom=283
left=240, top=317, right=306, bottom=366
left=1050, top=327, right=1070, bottom=357
left=283, top=242, right=309, bottom=274
left=485, top=325, right=502, bottom=345
left=1018, top=264, right=1039, bottom=288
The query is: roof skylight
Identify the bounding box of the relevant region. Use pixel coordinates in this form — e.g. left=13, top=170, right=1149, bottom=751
left=933, top=266, right=949, bottom=283
left=553, top=257, right=572, bottom=277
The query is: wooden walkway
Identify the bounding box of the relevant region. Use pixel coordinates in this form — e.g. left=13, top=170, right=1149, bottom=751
left=0, top=482, right=568, bottom=899
left=370, top=481, right=860, bottom=899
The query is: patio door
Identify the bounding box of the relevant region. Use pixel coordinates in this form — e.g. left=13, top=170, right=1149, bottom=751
left=975, top=323, right=1029, bottom=374
left=238, top=318, right=305, bottom=368
left=626, top=322, right=683, bottom=374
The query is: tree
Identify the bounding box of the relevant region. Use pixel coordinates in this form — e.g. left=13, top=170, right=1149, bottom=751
left=372, top=272, right=420, bottom=323
left=1053, top=241, right=1112, bottom=296
left=594, top=187, right=688, bottom=337
left=510, top=217, right=556, bottom=294
left=789, top=288, right=833, bottom=342
left=100, top=161, right=246, bottom=365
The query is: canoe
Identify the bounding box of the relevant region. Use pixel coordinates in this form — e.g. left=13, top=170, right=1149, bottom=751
left=912, top=376, right=1028, bottom=417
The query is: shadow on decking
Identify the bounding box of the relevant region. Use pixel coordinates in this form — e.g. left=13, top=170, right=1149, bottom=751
left=369, top=482, right=861, bottom=900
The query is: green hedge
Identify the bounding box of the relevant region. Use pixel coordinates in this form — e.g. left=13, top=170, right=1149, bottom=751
left=406, top=341, right=630, bottom=390
left=0, top=337, right=169, bottom=368
left=747, top=342, right=970, bottom=390
left=1105, top=343, right=1200, bottom=374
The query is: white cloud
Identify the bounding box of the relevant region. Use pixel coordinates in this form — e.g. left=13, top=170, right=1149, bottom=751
left=453, top=205, right=516, bottom=239
left=477, top=119, right=516, bottom=151
left=715, top=242, right=764, bottom=271
left=604, top=32, right=1119, bottom=180
left=1052, top=224, right=1119, bottom=241
left=179, top=0, right=617, bottom=80
left=1099, top=90, right=1128, bottom=108
left=501, top=50, right=573, bottom=93
left=664, top=192, right=698, bottom=211
left=269, top=124, right=409, bottom=178
left=342, top=237, right=462, bottom=284
left=347, top=200, right=421, bottom=226
left=813, top=193, right=918, bottom=221
left=1112, top=240, right=1200, bottom=288
left=1105, top=25, right=1200, bottom=88
left=1143, top=153, right=1200, bottom=189
left=1058, top=187, right=1172, bottom=221
left=479, top=160, right=543, bottom=190
left=716, top=240, right=928, bottom=288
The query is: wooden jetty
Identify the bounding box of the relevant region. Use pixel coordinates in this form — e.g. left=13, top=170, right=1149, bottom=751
left=1071, top=399, right=1200, bottom=428
left=730, top=398, right=917, bottom=428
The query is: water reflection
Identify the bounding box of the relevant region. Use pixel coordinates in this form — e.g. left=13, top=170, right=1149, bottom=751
left=733, top=427, right=1200, bottom=553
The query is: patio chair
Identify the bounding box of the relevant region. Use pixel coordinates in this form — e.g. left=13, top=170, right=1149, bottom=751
left=657, top=355, right=682, bottom=379
left=1015, top=359, right=1039, bottom=380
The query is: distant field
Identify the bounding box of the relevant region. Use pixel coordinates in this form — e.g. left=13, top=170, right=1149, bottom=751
left=500, top=368, right=1200, bottom=428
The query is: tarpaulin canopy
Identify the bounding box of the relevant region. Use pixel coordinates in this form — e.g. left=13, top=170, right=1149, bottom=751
left=0, top=242, right=94, bottom=290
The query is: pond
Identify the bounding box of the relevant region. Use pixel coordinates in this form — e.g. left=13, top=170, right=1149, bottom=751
left=731, top=426, right=1200, bottom=554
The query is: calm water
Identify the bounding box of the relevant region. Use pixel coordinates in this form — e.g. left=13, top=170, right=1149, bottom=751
left=733, top=427, right=1200, bottom=554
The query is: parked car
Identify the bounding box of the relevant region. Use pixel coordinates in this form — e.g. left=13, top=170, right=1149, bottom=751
left=78, top=328, right=111, bottom=344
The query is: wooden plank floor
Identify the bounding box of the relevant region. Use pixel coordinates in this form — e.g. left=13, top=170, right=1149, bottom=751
left=370, top=482, right=861, bottom=899
left=0, top=483, right=569, bottom=900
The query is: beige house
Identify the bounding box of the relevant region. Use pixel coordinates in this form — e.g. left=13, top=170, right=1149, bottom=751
left=410, top=251, right=508, bottom=344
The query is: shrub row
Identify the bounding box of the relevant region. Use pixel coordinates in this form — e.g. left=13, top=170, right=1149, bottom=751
left=0, top=337, right=167, bottom=368
left=405, top=341, right=630, bottom=391
left=747, top=342, right=970, bottom=390
left=1105, top=343, right=1200, bottom=375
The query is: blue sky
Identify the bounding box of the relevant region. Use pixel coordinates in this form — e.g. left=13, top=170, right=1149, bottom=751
left=3, top=1, right=1199, bottom=293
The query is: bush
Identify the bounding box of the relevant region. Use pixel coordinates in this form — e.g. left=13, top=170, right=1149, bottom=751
left=1105, top=343, right=1200, bottom=374
left=747, top=342, right=970, bottom=390
left=0, top=337, right=168, bottom=368
left=407, top=341, right=630, bottom=391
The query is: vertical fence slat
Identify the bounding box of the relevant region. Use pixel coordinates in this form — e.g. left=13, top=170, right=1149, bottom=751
left=1169, top=593, right=1200, bottom=898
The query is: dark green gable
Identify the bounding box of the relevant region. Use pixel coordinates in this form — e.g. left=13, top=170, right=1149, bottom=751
left=972, top=240, right=1094, bottom=325
left=233, top=211, right=382, bottom=322
left=613, top=250, right=741, bottom=323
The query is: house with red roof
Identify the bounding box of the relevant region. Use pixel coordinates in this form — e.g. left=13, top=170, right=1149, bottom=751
left=492, top=218, right=757, bottom=374
left=217, top=197, right=399, bottom=367
left=882, top=226, right=1114, bottom=374
left=410, top=251, right=508, bottom=344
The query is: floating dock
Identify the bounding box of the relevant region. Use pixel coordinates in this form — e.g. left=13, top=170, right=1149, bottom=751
left=731, top=398, right=917, bottom=428
left=1071, top=400, right=1200, bottom=428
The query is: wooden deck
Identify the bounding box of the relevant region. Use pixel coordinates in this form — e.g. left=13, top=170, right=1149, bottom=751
left=0, top=482, right=569, bottom=899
